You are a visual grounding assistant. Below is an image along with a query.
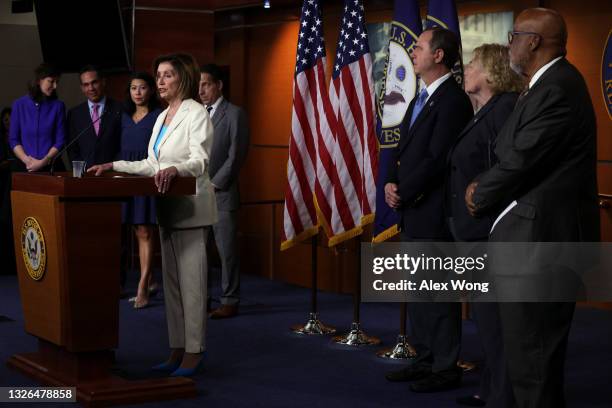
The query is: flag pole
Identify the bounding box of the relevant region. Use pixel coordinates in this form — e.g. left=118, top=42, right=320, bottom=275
left=291, top=234, right=336, bottom=335
left=332, top=238, right=381, bottom=346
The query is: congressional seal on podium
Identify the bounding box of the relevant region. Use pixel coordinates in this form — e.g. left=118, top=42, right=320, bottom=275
left=20, top=217, right=47, bottom=281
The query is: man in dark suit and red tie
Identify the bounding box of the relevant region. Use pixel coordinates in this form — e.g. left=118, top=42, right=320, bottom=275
left=67, top=65, right=122, bottom=165
left=384, top=27, right=473, bottom=392
left=466, top=8, right=599, bottom=408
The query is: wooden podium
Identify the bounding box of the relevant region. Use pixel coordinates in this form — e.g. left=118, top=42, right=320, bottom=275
left=7, top=172, right=197, bottom=407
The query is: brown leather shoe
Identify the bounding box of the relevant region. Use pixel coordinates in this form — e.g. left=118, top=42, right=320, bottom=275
left=209, top=304, right=238, bottom=319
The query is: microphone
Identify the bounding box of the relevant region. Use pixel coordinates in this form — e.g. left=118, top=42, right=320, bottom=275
left=49, top=108, right=116, bottom=176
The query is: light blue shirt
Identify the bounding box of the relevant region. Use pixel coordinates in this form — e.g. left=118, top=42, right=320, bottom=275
left=153, top=125, right=168, bottom=158
left=87, top=97, right=106, bottom=119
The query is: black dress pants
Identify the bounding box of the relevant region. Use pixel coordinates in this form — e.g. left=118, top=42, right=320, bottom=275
left=498, top=302, right=575, bottom=408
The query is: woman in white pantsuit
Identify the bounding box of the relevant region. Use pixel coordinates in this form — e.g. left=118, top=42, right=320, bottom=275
left=89, top=53, right=216, bottom=376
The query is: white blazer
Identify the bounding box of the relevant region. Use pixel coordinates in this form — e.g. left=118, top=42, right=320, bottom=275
left=113, top=98, right=218, bottom=228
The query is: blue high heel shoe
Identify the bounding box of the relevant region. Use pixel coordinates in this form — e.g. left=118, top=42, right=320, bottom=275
left=151, top=360, right=181, bottom=372
left=170, top=356, right=205, bottom=377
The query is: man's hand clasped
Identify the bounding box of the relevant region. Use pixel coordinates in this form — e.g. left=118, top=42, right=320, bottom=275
left=385, top=183, right=401, bottom=209
left=465, top=181, right=478, bottom=216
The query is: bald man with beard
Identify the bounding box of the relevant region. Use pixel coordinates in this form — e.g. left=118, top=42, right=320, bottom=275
left=465, top=8, right=599, bottom=408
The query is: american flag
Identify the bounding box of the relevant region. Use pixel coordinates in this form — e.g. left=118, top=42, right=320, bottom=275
left=327, top=0, right=378, bottom=246
left=281, top=0, right=337, bottom=250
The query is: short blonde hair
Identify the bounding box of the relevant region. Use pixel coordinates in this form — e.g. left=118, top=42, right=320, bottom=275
left=472, top=43, right=525, bottom=94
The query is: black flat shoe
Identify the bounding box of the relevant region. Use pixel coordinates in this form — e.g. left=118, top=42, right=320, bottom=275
left=456, top=395, right=486, bottom=406
left=385, top=364, right=431, bottom=382
left=409, top=372, right=461, bottom=393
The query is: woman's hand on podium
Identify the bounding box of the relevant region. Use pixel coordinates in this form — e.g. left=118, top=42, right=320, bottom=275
left=87, top=162, right=113, bottom=176
left=155, top=166, right=178, bottom=194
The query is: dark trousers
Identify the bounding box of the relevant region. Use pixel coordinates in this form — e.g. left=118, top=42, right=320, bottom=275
left=401, top=232, right=461, bottom=374
left=471, top=302, right=515, bottom=408
left=498, top=302, right=575, bottom=408
left=449, top=225, right=515, bottom=407
left=408, top=301, right=462, bottom=373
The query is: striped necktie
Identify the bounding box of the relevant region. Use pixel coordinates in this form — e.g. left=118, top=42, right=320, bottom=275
left=515, top=88, right=530, bottom=107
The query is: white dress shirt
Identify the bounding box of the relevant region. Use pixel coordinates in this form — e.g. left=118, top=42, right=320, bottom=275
left=205, top=96, right=224, bottom=118
left=421, top=72, right=452, bottom=103
left=529, top=56, right=563, bottom=89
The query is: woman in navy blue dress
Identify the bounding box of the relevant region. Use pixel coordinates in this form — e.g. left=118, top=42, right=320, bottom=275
left=121, top=72, right=162, bottom=308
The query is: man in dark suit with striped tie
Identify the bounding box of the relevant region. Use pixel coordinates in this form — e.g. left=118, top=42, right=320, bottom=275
left=384, top=27, right=473, bottom=392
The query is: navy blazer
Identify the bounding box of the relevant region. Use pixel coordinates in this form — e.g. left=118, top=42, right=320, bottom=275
left=447, top=92, right=518, bottom=241
left=387, top=76, right=473, bottom=239
left=67, top=98, right=122, bottom=165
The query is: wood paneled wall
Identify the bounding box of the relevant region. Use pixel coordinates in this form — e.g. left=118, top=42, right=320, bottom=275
left=546, top=0, right=612, bottom=183
left=104, top=1, right=215, bottom=103
left=133, top=9, right=214, bottom=71
left=545, top=0, right=612, bottom=242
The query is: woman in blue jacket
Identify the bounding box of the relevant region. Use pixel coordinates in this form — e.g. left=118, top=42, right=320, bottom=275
left=9, top=63, right=65, bottom=172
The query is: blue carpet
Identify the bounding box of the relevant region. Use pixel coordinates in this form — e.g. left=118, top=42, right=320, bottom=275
left=1, top=270, right=611, bottom=407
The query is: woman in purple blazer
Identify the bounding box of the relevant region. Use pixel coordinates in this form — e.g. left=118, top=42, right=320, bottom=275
left=9, top=63, right=66, bottom=172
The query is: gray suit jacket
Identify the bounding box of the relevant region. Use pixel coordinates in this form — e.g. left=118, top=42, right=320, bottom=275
left=209, top=98, right=249, bottom=211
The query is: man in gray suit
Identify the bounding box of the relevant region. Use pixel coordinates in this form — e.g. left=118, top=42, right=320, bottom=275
left=199, top=64, right=249, bottom=319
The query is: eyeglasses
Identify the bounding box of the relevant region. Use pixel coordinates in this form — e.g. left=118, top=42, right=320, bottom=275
left=508, top=31, right=542, bottom=44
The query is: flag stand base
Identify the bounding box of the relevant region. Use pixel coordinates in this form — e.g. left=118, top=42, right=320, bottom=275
left=332, top=322, right=381, bottom=346
left=291, top=312, right=336, bottom=335
left=377, top=335, right=417, bottom=359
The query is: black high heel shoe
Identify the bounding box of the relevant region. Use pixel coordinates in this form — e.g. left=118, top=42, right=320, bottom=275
left=148, top=283, right=160, bottom=297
